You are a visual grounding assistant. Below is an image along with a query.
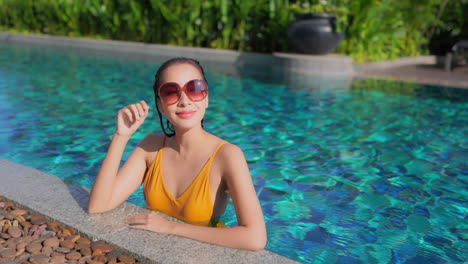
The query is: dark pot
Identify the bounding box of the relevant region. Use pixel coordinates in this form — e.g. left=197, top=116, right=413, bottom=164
left=288, top=13, right=344, bottom=55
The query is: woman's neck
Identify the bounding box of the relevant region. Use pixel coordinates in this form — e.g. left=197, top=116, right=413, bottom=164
left=170, top=126, right=208, bottom=155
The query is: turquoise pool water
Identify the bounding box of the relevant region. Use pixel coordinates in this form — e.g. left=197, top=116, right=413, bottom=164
left=1, top=42, right=467, bottom=264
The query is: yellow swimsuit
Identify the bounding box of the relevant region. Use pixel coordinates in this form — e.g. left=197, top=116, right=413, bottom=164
left=143, top=139, right=227, bottom=227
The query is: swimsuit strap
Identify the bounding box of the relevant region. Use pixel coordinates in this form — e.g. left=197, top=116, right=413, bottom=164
left=209, top=141, right=228, bottom=162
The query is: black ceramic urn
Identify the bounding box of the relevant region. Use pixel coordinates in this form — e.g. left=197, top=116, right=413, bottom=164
left=288, top=13, right=344, bottom=55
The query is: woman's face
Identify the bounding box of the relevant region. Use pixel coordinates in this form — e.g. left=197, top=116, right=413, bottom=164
left=157, top=63, right=208, bottom=132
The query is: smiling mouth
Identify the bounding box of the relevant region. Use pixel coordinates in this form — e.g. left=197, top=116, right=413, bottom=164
left=176, top=111, right=196, bottom=118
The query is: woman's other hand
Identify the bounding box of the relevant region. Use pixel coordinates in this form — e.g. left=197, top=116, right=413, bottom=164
left=116, top=100, right=150, bottom=137
left=126, top=212, right=173, bottom=234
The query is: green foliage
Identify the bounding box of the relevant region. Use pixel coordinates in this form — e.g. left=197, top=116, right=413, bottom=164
left=429, top=0, right=468, bottom=38
left=0, top=0, right=463, bottom=62
left=337, top=0, right=442, bottom=62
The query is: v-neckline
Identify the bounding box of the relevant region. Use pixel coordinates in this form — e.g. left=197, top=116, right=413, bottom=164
left=159, top=147, right=214, bottom=201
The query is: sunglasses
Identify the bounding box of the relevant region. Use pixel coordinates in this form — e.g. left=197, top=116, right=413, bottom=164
left=158, top=79, right=209, bottom=105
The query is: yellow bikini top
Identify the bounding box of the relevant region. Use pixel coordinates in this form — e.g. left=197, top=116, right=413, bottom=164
left=143, top=139, right=227, bottom=227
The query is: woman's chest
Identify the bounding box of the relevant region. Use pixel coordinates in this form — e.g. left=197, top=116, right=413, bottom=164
left=162, top=153, right=224, bottom=201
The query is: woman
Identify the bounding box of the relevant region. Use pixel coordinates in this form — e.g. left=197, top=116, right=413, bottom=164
left=88, top=57, right=267, bottom=251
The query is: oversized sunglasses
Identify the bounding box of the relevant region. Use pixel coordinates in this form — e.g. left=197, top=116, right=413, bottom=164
left=158, top=79, right=208, bottom=105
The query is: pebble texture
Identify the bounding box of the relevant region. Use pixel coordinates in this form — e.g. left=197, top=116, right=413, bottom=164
left=0, top=197, right=142, bottom=263
left=0, top=158, right=297, bottom=263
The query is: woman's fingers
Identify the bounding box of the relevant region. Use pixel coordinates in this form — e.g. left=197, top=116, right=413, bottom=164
left=138, top=100, right=150, bottom=119
left=116, top=101, right=150, bottom=136
left=141, top=100, right=150, bottom=113
left=126, top=213, right=149, bottom=228
left=123, top=108, right=133, bottom=123
left=129, top=104, right=140, bottom=121
left=127, top=222, right=151, bottom=231
left=135, top=104, right=144, bottom=120
left=126, top=212, right=173, bottom=234
left=123, top=101, right=150, bottom=123
left=126, top=213, right=147, bottom=222
left=132, top=101, right=150, bottom=120
left=126, top=212, right=166, bottom=232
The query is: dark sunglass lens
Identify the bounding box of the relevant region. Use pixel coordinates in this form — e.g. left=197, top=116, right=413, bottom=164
left=186, top=80, right=208, bottom=101
left=160, top=83, right=180, bottom=104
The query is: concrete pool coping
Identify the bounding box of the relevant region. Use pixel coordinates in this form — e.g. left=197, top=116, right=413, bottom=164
left=0, top=158, right=298, bottom=264
left=2, top=31, right=466, bottom=90
left=0, top=31, right=352, bottom=78
left=354, top=56, right=468, bottom=89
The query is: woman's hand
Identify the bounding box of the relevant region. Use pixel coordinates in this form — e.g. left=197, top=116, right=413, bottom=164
left=126, top=212, right=173, bottom=234
left=116, top=101, right=150, bottom=137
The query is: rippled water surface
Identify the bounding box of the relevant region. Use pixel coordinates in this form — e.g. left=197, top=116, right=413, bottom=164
left=1, top=43, right=467, bottom=264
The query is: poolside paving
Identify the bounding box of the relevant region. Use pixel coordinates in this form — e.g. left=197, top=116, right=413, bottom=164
left=354, top=56, right=468, bottom=89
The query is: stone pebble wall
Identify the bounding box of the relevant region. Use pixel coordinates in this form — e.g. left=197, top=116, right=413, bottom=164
left=0, top=196, right=142, bottom=264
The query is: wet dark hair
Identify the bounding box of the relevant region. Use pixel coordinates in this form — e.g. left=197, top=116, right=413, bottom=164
left=153, top=57, right=208, bottom=137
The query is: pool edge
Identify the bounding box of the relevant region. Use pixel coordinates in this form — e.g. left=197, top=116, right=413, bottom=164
left=0, top=31, right=353, bottom=78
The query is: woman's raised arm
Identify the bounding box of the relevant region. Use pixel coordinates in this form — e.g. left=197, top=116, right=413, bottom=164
left=88, top=101, right=150, bottom=213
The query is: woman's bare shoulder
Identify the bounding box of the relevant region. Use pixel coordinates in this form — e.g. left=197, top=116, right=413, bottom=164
left=138, top=133, right=166, bottom=152
left=214, top=141, right=251, bottom=184
left=217, top=140, right=245, bottom=161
